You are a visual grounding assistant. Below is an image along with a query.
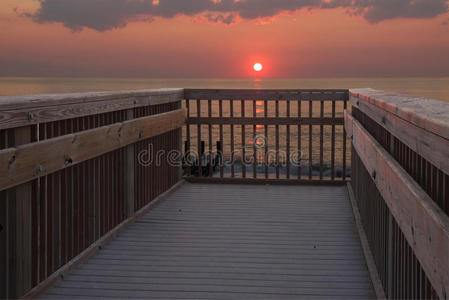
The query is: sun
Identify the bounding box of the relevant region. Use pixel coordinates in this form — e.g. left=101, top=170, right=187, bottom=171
left=253, top=63, right=263, bottom=72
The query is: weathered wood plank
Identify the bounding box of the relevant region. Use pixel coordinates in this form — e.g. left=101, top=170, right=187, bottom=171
left=351, top=94, right=449, bottom=176
left=0, top=89, right=183, bottom=111
left=42, top=183, right=374, bottom=299
left=0, top=89, right=183, bottom=130
left=0, top=109, right=185, bottom=192
left=184, top=89, right=349, bottom=101
left=350, top=89, right=449, bottom=141
left=345, top=111, right=449, bottom=299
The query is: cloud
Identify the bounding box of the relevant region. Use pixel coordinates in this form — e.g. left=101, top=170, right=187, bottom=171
left=28, top=0, right=449, bottom=31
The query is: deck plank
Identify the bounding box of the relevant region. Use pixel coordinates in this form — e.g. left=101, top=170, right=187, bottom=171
left=42, top=184, right=375, bottom=299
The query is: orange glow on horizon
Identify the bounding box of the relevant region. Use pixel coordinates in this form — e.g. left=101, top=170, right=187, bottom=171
left=1, top=2, right=449, bottom=78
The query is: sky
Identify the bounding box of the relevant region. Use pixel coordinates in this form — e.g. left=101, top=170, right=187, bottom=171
left=1, top=0, right=449, bottom=78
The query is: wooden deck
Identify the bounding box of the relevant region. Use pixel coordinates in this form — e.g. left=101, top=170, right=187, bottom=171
left=42, top=183, right=374, bottom=299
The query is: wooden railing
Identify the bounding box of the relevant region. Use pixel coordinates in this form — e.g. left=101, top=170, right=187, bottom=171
left=183, top=89, right=350, bottom=184
left=0, top=89, right=185, bottom=299
left=2, top=87, right=447, bottom=299
left=346, top=89, right=449, bottom=299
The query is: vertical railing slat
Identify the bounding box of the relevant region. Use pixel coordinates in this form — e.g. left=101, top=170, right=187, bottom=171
left=197, top=100, right=202, bottom=177
left=219, top=100, right=224, bottom=178
left=331, top=101, right=336, bottom=180
left=319, top=100, right=324, bottom=180
left=342, top=98, right=347, bottom=180
left=253, top=100, right=257, bottom=179
left=308, top=100, right=313, bottom=180
left=185, top=99, right=191, bottom=176
left=275, top=100, right=280, bottom=179
left=241, top=100, right=246, bottom=178
left=286, top=100, right=290, bottom=179
left=264, top=100, right=268, bottom=179
left=298, top=100, right=302, bottom=179
left=230, top=100, right=235, bottom=178
left=208, top=100, right=213, bottom=177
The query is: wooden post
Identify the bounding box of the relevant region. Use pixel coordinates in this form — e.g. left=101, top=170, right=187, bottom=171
left=0, top=180, right=9, bottom=299
left=125, top=109, right=135, bottom=218
left=0, top=128, right=9, bottom=298
left=10, top=126, right=33, bottom=298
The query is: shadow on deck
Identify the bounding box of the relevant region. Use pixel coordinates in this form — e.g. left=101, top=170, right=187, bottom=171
left=42, top=183, right=374, bottom=299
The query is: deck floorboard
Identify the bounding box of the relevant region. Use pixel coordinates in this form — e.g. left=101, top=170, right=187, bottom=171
left=42, top=183, right=375, bottom=299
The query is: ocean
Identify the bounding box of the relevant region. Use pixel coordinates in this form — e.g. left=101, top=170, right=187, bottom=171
left=0, top=77, right=448, bottom=102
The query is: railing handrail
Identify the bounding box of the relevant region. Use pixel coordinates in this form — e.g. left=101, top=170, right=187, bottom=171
left=185, top=88, right=349, bottom=101
left=0, top=108, right=185, bottom=191
left=350, top=88, right=449, bottom=140
left=0, top=88, right=183, bottom=110
left=0, top=88, right=184, bottom=130
left=350, top=88, right=449, bottom=180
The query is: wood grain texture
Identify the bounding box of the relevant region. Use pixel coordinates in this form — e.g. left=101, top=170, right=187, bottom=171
left=0, top=109, right=185, bottom=191
left=351, top=94, right=449, bottom=176
left=345, top=111, right=449, bottom=299
left=42, top=183, right=374, bottom=299
left=0, top=89, right=183, bottom=130
left=350, top=88, right=449, bottom=141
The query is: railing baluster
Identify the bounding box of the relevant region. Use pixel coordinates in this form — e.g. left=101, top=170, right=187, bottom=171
left=208, top=100, right=213, bottom=177
left=41, top=124, right=48, bottom=280
left=331, top=101, right=335, bottom=180
left=197, top=99, right=202, bottom=177
left=253, top=100, right=257, bottom=179
left=275, top=100, right=280, bottom=179
left=298, top=100, right=302, bottom=179
left=219, top=100, right=224, bottom=178
left=319, top=100, right=324, bottom=180
left=185, top=99, right=191, bottom=176
left=286, top=100, right=290, bottom=179
left=309, top=100, right=313, bottom=179
left=264, top=100, right=268, bottom=179
left=241, top=100, right=246, bottom=178
left=343, top=99, right=347, bottom=180
left=230, top=100, right=235, bottom=178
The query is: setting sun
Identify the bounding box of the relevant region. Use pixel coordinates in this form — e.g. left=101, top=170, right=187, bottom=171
left=253, top=63, right=263, bottom=72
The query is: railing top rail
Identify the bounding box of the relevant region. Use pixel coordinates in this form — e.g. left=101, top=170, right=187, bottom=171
left=350, top=88, right=449, bottom=141
left=185, top=88, right=349, bottom=101
left=0, top=88, right=183, bottom=111
left=185, top=88, right=349, bottom=92
left=0, top=88, right=184, bottom=130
